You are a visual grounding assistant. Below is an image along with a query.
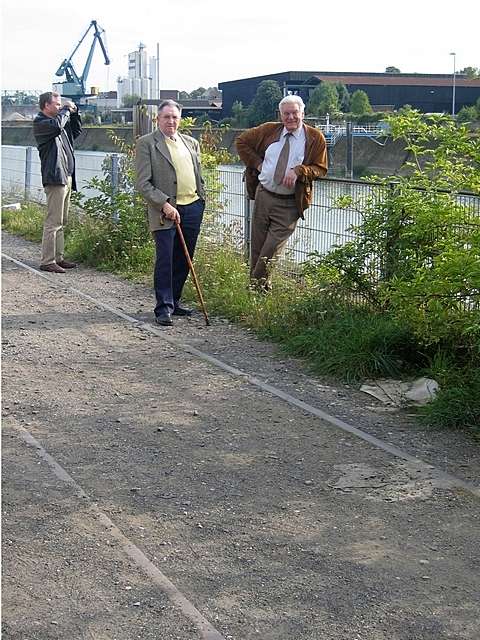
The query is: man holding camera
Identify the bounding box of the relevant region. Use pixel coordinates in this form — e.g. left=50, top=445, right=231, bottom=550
left=33, top=91, right=82, bottom=273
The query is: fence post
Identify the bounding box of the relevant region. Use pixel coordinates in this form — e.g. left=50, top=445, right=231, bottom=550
left=383, top=180, right=398, bottom=282
left=346, top=122, right=353, bottom=179
left=24, top=146, right=33, bottom=201
left=243, top=182, right=251, bottom=262
left=111, top=153, right=119, bottom=222
left=134, top=101, right=157, bottom=138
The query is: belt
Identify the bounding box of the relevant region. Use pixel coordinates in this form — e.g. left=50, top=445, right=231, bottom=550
left=260, top=185, right=295, bottom=199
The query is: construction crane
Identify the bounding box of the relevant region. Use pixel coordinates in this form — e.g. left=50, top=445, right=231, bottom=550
left=54, top=20, right=110, bottom=99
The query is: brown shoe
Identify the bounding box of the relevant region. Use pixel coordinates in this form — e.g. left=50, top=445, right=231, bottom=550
left=57, top=260, right=77, bottom=269
left=39, top=263, right=66, bottom=273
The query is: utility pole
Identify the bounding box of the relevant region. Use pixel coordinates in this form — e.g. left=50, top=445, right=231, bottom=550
left=450, top=52, right=456, bottom=116
left=156, top=43, right=160, bottom=100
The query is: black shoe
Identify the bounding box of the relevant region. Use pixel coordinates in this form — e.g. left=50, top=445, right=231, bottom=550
left=155, top=313, right=173, bottom=326
left=173, top=305, right=193, bottom=317
left=57, top=259, right=77, bottom=269
left=39, top=263, right=66, bottom=273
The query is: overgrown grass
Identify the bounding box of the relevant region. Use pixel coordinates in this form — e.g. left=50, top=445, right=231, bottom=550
left=2, top=201, right=44, bottom=242
left=3, top=200, right=479, bottom=435
left=189, top=243, right=425, bottom=383
left=66, top=215, right=155, bottom=279
left=1, top=200, right=154, bottom=280
left=187, top=241, right=480, bottom=434
left=419, top=366, right=480, bottom=432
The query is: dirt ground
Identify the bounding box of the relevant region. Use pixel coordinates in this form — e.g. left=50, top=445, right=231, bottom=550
left=2, top=231, right=480, bottom=640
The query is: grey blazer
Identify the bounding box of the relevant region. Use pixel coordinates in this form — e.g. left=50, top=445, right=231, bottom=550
left=136, top=130, right=205, bottom=232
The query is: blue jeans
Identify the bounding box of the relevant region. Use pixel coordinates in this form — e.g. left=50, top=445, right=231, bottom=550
left=153, top=199, right=205, bottom=316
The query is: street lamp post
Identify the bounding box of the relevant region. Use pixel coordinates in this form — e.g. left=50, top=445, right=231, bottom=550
left=449, top=52, right=456, bottom=116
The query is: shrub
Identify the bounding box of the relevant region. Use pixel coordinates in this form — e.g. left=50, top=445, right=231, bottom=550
left=419, top=366, right=480, bottom=432
left=304, top=109, right=480, bottom=351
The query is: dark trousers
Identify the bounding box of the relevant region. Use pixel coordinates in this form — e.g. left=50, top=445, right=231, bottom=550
left=153, top=199, right=204, bottom=317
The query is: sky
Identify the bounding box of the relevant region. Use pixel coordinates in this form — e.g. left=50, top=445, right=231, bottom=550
left=1, top=0, right=478, bottom=95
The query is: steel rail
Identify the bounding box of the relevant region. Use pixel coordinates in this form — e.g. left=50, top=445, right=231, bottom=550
left=3, top=251, right=479, bottom=500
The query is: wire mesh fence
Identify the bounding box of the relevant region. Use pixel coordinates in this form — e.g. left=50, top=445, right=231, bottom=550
left=201, top=168, right=391, bottom=276
left=1, top=145, right=110, bottom=204
left=3, top=145, right=479, bottom=287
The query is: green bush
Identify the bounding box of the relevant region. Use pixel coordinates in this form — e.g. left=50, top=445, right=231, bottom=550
left=304, top=109, right=480, bottom=351
left=419, top=366, right=480, bottom=432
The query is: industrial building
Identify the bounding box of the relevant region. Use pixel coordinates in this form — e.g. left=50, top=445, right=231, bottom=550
left=116, top=43, right=160, bottom=106
left=219, top=70, right=480, bottom=116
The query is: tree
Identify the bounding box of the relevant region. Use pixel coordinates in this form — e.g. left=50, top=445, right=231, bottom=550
left=350, top=90, right=373, bottom=115
left=81, top=111, right=96, bottom=124
left=456, top=105, right=479, bottom=124
left=231, top=100, right=248, bottom=127
left=306, top=82, right=340, bottom=117
left=189, top=87, right=207, bottom=99
left=246, top=80, right=283, bottom=126
left=122, top=94, right=141, bottom=108
left=335, top=83, right=350, bottom=112
left=385, top=66, right=401, bottom=73
left=2, top=90, right=38, bottom=105
left=205, top=87, right=221, bottom=100
left=459, top=66, right=480, bottom=78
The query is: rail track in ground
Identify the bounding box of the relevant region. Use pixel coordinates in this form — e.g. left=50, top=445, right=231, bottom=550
left=2, top=234, right=480, bottom=640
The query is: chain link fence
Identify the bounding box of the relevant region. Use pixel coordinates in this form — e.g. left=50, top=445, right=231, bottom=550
left=3, top=145, right=480, bottom=281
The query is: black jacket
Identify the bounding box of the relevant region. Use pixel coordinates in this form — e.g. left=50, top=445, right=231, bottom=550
left=33, top=107, right=82, bottom=190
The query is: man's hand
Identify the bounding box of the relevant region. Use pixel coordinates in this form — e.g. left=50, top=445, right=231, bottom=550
left=162, top=202, right=180, bottom=223
left=63, top=100, right=77, bottom=112
left=282, top=168, right=298, bottom=189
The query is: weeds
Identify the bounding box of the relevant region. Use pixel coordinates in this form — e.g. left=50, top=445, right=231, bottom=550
left=3, top=199, right=479, bottom=434
left=2, top=201, right=44, bottom=242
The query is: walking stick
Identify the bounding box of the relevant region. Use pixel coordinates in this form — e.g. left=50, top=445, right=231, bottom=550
left=175, top=221, right=210, bottom=326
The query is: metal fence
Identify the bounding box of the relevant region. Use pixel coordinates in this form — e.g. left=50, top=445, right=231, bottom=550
left=201, top=168, right=382, bottom=270
left=1, top=145, right=111, bottom=204
left=3, top=145, right=480, bottom=280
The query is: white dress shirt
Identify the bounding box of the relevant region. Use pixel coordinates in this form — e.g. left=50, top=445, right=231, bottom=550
left=259, top=125, right=306, bottom=194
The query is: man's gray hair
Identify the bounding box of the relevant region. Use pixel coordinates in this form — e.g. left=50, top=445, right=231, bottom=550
left=158, top=99, right=182, bottom=113
left=279, top=94, right=305, bottom=113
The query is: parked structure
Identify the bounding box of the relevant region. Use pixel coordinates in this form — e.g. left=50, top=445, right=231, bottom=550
left=219, top=70, right=480, bottom=116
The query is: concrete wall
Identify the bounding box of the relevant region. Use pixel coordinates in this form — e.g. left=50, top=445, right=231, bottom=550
left=1, top=124, right=134, bottom=152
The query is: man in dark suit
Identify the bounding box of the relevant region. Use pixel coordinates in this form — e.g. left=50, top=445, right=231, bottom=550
left=33, top=91, right=82, bottom=273
left=136, top=100, right=205, bottom=326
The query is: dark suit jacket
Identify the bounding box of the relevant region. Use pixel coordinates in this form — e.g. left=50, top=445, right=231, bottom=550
left=136, top=130, right=205, bottom=232
left=33, top=107, right=82, bottom=190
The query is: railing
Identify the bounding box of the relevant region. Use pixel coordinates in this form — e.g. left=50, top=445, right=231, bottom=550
left=317, top=123, right=389, bottom=146
left=1, top=145, right=111, bottom=204
left=3, top=145, right=479, bottom=282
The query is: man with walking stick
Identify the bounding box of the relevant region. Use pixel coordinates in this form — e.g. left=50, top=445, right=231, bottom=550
left=136, top=100, right=206, bottom=326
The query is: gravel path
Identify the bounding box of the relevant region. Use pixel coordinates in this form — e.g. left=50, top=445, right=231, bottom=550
left=2, top=231, right=479, bottom=640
